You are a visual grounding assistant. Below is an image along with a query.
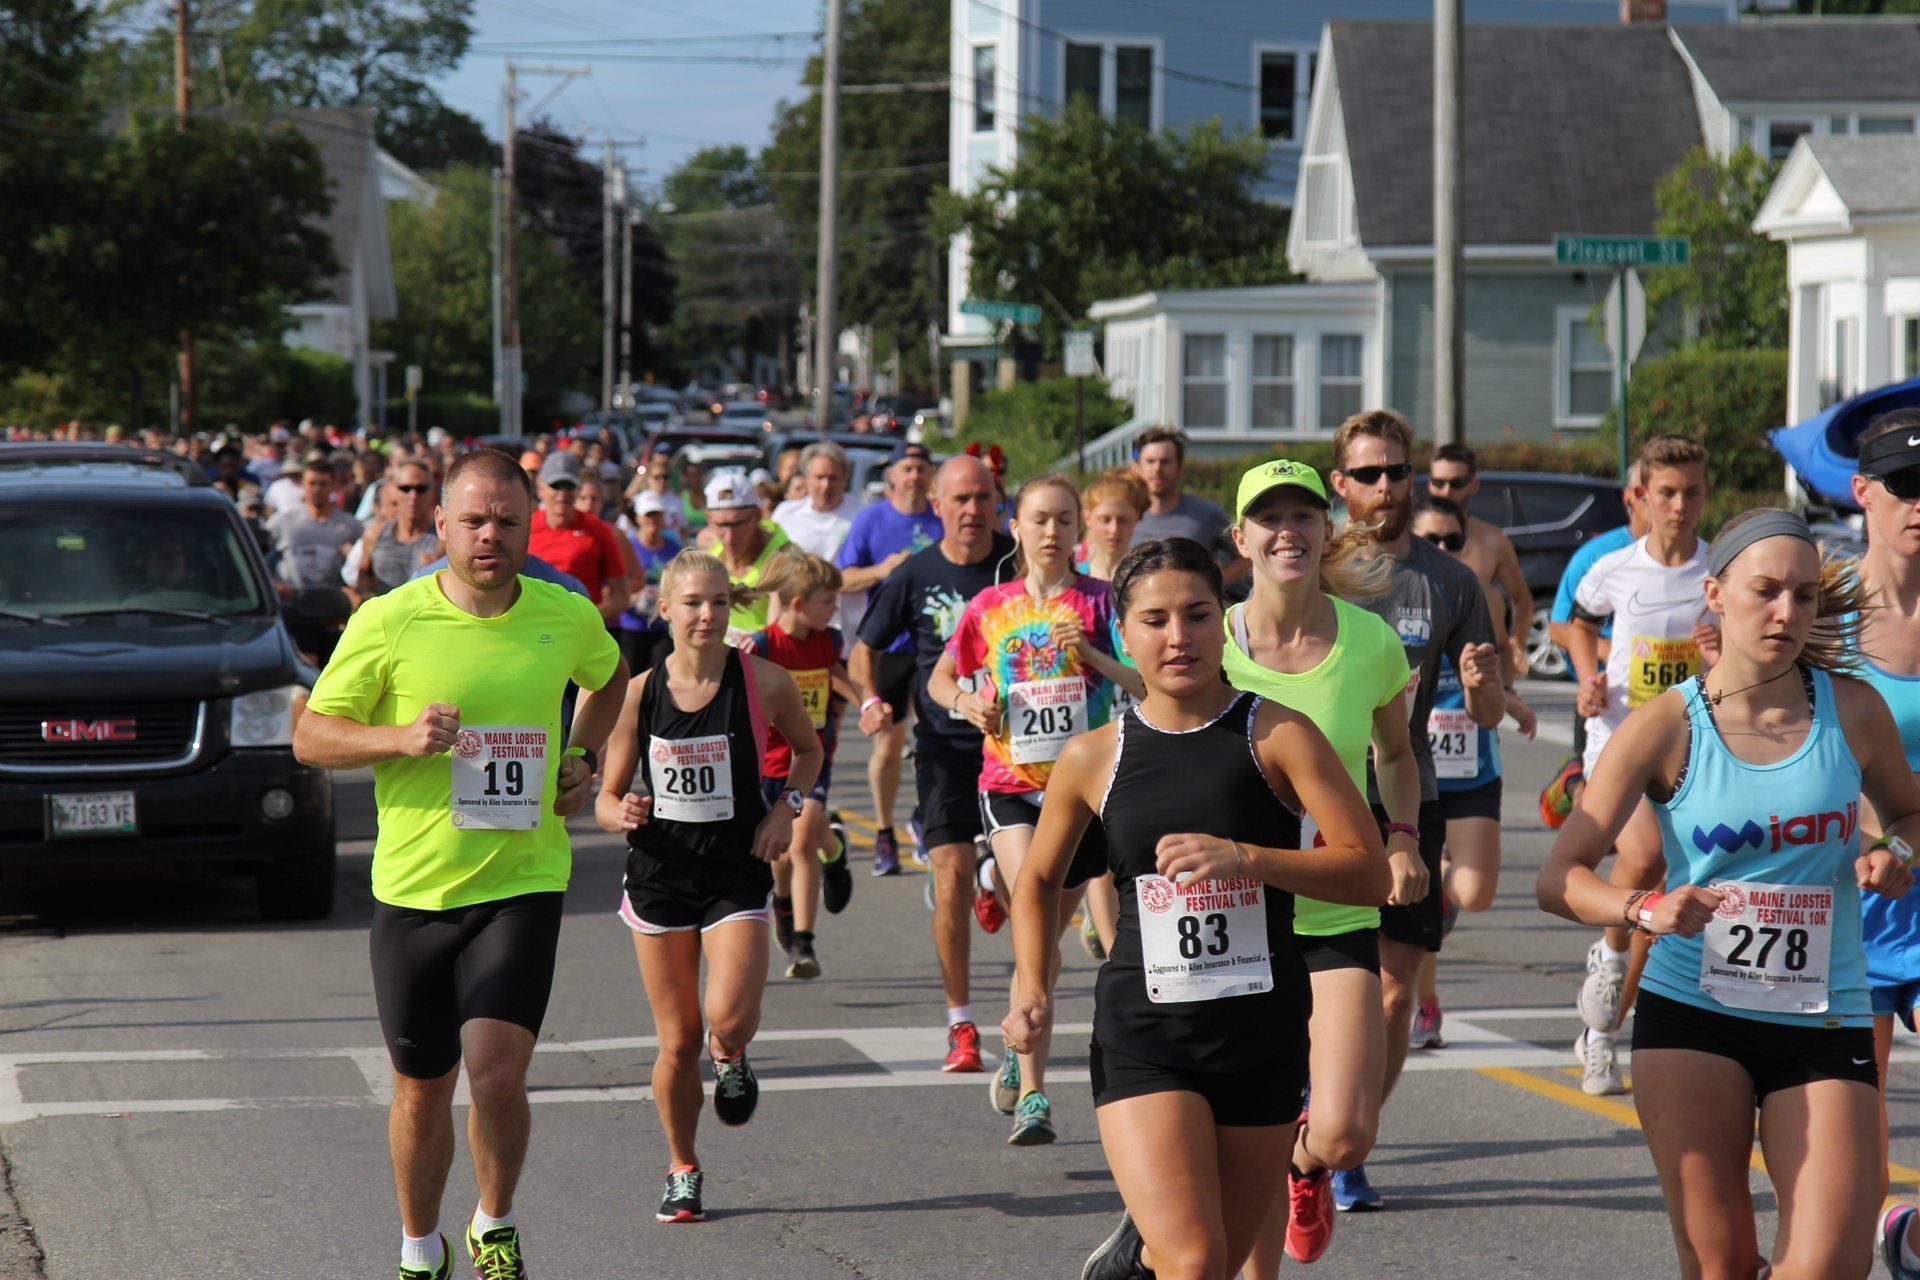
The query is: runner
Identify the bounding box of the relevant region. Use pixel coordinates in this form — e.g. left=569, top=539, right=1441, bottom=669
left=613, top=490, right=681, bottom=675
left=1129, top=426, right=1247, bottom=582
left=354, top=458, right=439, bottom=598
left=595, top=549, right=823, bottom=1226
left=293, top=448, right=629, bottom=1280
left=837, top=441, right=942, bottom=874
left=741, top=549, right=854, bottom=979
left=1427, top=443, right=1534, bottom=675
left=1001, top=537, right=1388, bottom=1280
left=1215, top=458, right=1411, bottom=1273
left=528, top=451, right=630, bottom=623
left=1565, top=435, right=1718, bottom=1095
left=1538, top=507, right=1920, bottom=1280
left=850, top=455, right=1013, bottom=1070
left=1331, top=409, right=1504, bottom=1210
left=701, top=468, right=791, bottom=645
left=928, top=473, right=1145, bottom=1145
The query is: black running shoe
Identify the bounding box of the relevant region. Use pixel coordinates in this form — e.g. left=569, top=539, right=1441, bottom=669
left=772, top=899, right=795, bottom=953
left=711, top=1047, right=760, bottom=1126
left=657, top=1165, right=705, bottom=1224
left=1081, top=1209, right=1143, bottom=1280
left=820, top=834, right=854, bottom=915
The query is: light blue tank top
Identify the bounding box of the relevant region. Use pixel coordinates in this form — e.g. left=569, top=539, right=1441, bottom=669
left=1432, top=655, right=1501, bottom=791
left=1644, top=668, right=1870, bottom=1027
left=1857, top=658, right=1920, bottom=987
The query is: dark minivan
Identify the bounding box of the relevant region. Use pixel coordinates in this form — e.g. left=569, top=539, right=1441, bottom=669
left=0, top=446, right=337, bottom=918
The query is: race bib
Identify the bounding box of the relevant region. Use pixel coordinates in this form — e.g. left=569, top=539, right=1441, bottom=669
left=725, top=625, right=753, bottom=649
left=1698, top=880, right=1832, bottom=1014
left=649, top=734, right=735, bottom=823
left=1628, top=635, right=1700, bottom=708
left=635, top=584, right=660, bottom=620
left=1427, top=707, right=1478, bottom=779
left=794, top=667, right=831, bottom=729
left=450, top=726, right=547, bottom=830
left=1135, top=873, right=1273, bottom=1003
left=1007, top=678, right=1087, bottom=765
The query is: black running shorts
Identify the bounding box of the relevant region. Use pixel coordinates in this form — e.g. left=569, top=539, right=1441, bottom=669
left=1631, top=990, right=1878, bottom=1100
left=369, top=891, right=566, bottom=1080
left=1299, top=927, right=1382, bottom=976
left=622, top=849, right=773, bottom=935
left=1437, top=777, right=1503, bottom=823
left=915, top=746, right=984, bottom=850
left=1089, top=1039, right=1306, bottom=1127
left=978, top=789, right=1108, bottom=890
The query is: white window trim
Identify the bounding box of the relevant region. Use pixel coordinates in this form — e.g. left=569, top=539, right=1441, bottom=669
left=1249, top=333, right=1298, bottom=431
left=1316, top=334, right=1365, bottom=433
left=1055, top=34, right=1165, bottom=130
left=1180, top=332, right=1229, bottom=431
left=1298, top=155, right=1349, bottom=249
left=970, top=39, right=998, bottom=136
left=1251, top=44, right=1316, bottom=147
left=1555, top=305, right=1610, bottom=429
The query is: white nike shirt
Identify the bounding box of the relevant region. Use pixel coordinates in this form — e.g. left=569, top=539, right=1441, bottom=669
left=1573, top=535, right=1709, bottom=731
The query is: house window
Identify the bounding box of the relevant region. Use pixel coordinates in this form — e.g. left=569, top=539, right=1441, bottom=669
left=1061, top=40, right=1157, bottom=126
left=1182, top=334, right=1227, bottom=429
left=1904, top=316, right=1920, bottom=381
left=1065, top=43, right=1101, bottom=108
left=1766, top=120, right=1812, bottom=163
left=1832, top=315, right=1858, bottom=402
left=1858, top=116, right=1916, bottom=135
left=1116, top=46, right=1152, bottom=128
left=1556, top=307, right=1612, bottom=426
left=973, top=44, right=996, bottom=132
left=1259, top=53, right=1297, bottom=141
left=1318, top=335, right=1363, bottom=430
left=1251, top=335, right=1295, bottom=429
left=1298, top=156, right=1345, bottom=247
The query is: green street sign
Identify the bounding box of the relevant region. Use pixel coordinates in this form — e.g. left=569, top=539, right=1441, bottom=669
left=1554, top=235, right=1690, bottom=267
left=960, top=298, right=1042, bottom=325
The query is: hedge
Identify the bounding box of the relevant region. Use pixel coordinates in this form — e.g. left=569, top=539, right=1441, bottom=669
left=936, top=379, right=1132, bottom=480
left=1598, top=347, right=1788, bottom=492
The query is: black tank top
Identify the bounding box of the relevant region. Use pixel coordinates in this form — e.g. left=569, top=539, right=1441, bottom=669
left=630, top=648, right=767, bottom=866
left=1095, top=691, right=1308, bottom=1072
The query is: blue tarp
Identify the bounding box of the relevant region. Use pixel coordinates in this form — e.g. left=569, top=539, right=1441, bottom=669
left=1769, top=376, right=1920, bottom=510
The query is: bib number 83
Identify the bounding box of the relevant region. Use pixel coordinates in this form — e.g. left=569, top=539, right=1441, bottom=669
left=1176, top=913, right=1230, bottom=959
left=1723, top=924, right=1810, bottom=972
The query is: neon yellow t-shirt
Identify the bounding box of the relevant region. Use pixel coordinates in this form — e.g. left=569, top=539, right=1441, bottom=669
left=1222, top=595, right=1409, bottom=937
left=308, top=573, right=621, bottom=910
left=725, top=522, right=792, bottom=643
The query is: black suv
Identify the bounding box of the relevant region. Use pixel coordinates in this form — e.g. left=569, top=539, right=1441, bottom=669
left=0, top=446, right=337, bottom=918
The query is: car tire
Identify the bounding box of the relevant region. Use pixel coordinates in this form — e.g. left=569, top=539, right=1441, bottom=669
left=257, top=830, right=337, bottom=922
left=1525, top=603, right=1569, bottom=680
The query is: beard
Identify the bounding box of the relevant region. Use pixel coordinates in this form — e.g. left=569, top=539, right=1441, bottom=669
left=1349, top=490, right=1411, bottom=544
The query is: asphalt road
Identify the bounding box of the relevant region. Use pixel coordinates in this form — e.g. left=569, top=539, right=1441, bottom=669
left=2, top=679, right=1916, bottom=1279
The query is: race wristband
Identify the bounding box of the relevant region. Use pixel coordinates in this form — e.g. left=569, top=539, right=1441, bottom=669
left=1382, top=822, right=1419, bottom=840
left=1637, top=891, right=1664, bottom=928
left=1873, top=835, right=1916, bottom=866
left=861, top=696, right=884, bottom=712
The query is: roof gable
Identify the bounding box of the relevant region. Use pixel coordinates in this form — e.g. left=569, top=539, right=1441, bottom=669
left=1673, top=22, right=1920, bottom=104
left=1754, top=134, right=1920, bottom=237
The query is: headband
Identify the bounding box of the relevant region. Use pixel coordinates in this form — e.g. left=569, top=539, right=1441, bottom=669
left=1706, top=510, right=1816, bottom=578
left=1859, top=421, right=1920, bottom=477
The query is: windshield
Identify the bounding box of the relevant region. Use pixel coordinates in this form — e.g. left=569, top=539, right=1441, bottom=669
left=0, top=504, right=269, bottom=620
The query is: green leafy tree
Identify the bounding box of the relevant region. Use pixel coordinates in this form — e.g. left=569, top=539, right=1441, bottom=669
left=657, top=145, right=797, bottom=382
left=761, top=0, right=948, bottom=389
left=1644, top=144, right=1788, bottom=351
left=929, top=100, right=1293, bottom=356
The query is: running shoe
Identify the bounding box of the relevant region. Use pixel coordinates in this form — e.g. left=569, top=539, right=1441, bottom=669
left=711, top=1046, right=760, bottom=1126
left=1575, top=1028, right=1626, bottom=1096
left=772, top=900, right=795, bottom=953
left=1882, top=1205, right=1920, bottom=1280
left=1411, top=995, right=1444, bottom=1050
left=1578, top=938, right=1626, bottom=1033
left=656, top=1165, right=705, bottom=1224
left=872, top=827, right=901, bottom=877
left=990, top=1045, right=1022, bottom=1114
left=1080, top=1209, right=1142, bottom=1280
left=907, top=812, right=930, bottom=870
left=974, top=885, right=1007, bottom=933
left=1078, top=908, right=1107, bottom=960
left=821, top=823, right=854, bottom=913
left=1285, top=1167, right=1335, bottom=1264
left=464, top=1219, right=528, bottom=1279
left=923, top=874, right=935, bottom=912
left=1008, top=1089, right=1056, bottom=1146
left=943, top=1020, right=983, bottom=1073
left=786, top=938, right=821, bottom=980
left=398, top=1234, right=451, bottom=1280
left=1538, top=753, right=1583, bottom=829
left=1331, top=1163, right=1383, bottom=1213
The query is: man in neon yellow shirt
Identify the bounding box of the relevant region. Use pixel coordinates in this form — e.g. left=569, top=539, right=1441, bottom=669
left=703, top=467, right=791, bottom=643
left=295, top=448, right=628, bottom=1280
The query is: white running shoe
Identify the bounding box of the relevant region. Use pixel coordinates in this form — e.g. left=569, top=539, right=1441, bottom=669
left=1575, top=1028, right=1627, bottom=1096
left=1577, top=939, right=1626, bottom=1032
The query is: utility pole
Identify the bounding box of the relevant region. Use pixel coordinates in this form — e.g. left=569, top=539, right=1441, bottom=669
left=618, top=166, right=634, bottom=402
left=1433, top=0, right=1464, bottom=446
left=175, top=0, right=196, bottom=434
left=812, top=0, right=844, bottom=436
left=500, top=61, right=589, bottom=437
left=491, top=165, right=503, bottom=418
left=602, top=138, right=616, bottom=411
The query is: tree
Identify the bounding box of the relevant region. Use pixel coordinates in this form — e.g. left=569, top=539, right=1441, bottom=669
left=929, top=100, right=1293, bottom=356
left=1644, top=144, right=1788, bottom=352
left=657, top=145, right=798, bottom=382
left=761, top=0, right=949, bottom=389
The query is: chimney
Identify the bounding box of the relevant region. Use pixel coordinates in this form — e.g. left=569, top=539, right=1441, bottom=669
left=1621, top=0, right=1667, bottom=22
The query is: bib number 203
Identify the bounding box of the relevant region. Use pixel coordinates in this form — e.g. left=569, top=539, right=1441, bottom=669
left=1020, top=704, right=1074, bottom=736
left=1175, top=913, right=1230, bottom=959
left=1722, top=925, right=1810, bottom=973
left=483, top=760, right=525, bottom=797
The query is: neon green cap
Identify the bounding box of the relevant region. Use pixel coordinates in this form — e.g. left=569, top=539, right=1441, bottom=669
left=1234, top=457, right=1330, bottom=519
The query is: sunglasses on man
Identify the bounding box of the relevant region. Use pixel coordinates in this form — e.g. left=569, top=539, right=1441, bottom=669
left=1421, top=531, right=1466, bottom=552
left=1339, top=463, right=1413, bottom=486
left=1426, top=475, right=1471, bottom=492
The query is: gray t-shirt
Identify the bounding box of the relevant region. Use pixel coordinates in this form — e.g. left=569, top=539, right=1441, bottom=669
left=1133, top=493, right=1231, bottom=557
left=367, top=520, right=436, bottom=595
left=1353, top=535, right=1495, bottom=802
left=269, top=507, right=363, bottom=589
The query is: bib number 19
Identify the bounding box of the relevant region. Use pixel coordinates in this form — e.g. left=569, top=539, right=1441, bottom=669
left=483, top=760, right=525, bottom=797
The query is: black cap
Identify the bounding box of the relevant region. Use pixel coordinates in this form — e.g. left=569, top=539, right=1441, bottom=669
left=1860, top=423, right=1920, bottom=478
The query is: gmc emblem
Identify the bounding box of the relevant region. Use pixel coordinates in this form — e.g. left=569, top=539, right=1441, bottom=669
left=42, top=718, right=137, bottom=743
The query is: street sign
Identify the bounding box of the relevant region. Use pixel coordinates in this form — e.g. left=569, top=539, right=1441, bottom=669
left=1554, top=235, right=1690, bottom=267
left=1063, top=331, right=1097, bottom=378
left=1602, top=270, right=1646, bottom=366
left=405, top=365, right=423, bottom=397
left=960, top=298, right=1042, bottom=325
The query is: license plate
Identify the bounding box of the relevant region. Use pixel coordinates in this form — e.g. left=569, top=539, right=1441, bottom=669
left=48, top=791, right=137, bottom=839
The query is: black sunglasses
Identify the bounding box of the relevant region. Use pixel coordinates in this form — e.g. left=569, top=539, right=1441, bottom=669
left=1426, top=475, right=1471, bottom=491
left=545, top=480, right=578, bottom=492
left=1871, top=468, right=1920, bottom=502
left=1341, top=463, right=1413, bottom=485
left=1421, top=531, right=1466, bottom=552
left=394, top=483, right=431, bottom=495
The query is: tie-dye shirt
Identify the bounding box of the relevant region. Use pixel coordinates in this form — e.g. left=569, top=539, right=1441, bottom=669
left=946, top=577, right=1124, bottom=793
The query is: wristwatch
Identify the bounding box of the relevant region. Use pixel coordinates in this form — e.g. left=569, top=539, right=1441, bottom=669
left=574, top=746, right=599, bottom=775
left=782, top=788, right=805, bottom=815
left=1874, top=835, right=1915, bottom=866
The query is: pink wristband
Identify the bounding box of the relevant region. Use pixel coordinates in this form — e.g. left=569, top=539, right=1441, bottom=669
left=1638, top=892, right=1664, bottom=928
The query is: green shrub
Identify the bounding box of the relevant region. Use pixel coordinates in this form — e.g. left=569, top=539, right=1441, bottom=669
left=1598, top=347, right=1788, bottom=492
left=938, top=379, right=1131, bottom=480
left=386, top=392, right=503, bottom=439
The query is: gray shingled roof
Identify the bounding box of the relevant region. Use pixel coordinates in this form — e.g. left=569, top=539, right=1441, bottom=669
left=1674, top=23, right=1920, bottom=104
left=1803, top=134, right=1920, bottom=216
left=1331, top=22, right=1702, bottom=251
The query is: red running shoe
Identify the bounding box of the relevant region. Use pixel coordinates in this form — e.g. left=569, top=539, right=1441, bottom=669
left=1285, top=1166, right=1336, bottom=1264
left=974, top=885, right=1007, bottom=933
left=943, top=1020, right=983, bottom=1072
left=1538, top=754, right=1583, bottom=829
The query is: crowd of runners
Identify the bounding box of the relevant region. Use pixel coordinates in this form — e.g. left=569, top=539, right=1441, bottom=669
left=241, top=399, right=1920, bottom=1280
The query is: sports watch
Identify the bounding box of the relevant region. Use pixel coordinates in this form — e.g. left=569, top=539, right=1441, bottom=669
left=1873, top=834, right=1915, bottom=866
left=782, top=788, right=805, bottom=815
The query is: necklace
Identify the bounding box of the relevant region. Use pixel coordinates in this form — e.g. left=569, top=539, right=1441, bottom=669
left=1706, top=666, right=1795, bottom=707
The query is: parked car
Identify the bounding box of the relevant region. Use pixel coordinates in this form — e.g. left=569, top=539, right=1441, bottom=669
left=867, top=396, right=938, bottom=435
left=761, top=430, right=900, bottom=473
left=0, top=446, right=338, bottom=919
left=714, top=401, right=774, bottom=432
